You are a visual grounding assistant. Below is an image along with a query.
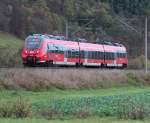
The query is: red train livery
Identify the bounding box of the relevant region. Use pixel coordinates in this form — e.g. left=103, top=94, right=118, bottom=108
left=21, top=34, right=128, bottom=68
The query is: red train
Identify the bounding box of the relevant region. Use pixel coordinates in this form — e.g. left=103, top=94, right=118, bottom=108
left=21, top=34, right=128, bottom=68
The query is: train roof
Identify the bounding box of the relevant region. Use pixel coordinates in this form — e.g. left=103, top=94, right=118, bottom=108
left=26, top=34, right=125, bottom=48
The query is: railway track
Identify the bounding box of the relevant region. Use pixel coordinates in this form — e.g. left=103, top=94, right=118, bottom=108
left=0, top=67, right=146, bottom=72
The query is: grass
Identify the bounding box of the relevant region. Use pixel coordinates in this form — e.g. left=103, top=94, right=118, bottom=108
left=0, top=31, right=22, bottom=50
left=0, top=68, right=150, bottom=120
left=1, top=68, right=150, bottom=91
left=0, top=31, right=22, bottom=67
left=0, top=117, right=149, bottom=123
left=0, top=86, right=150, bottom=103
left=0, top=86, right=150, bottom=119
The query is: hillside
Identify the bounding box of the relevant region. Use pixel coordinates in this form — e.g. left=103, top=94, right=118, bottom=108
left=0, top=0, right=150, bottom=58
left=0, top=31, right=22, bottom=49
left=0, top=32, right=22, bottom=67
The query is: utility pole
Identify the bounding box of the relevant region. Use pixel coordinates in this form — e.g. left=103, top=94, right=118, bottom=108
left=115, top=15, right=148, bottom=73
left=145, top=16, right=148, bottom=73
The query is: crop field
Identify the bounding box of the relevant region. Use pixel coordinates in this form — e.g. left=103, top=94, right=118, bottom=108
left=0, top=86, right=150, bottom=122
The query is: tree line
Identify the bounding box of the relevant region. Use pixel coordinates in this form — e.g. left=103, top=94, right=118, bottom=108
left=1, top=0, right=150, bottom=57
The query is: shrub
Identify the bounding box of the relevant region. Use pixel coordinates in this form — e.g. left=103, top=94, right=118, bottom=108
left=40, top=108, right=63, bottom=120
left=0, top=47, right=22, bottom=67
left=118, top=98, right=147, bottom=120
left=0, top=102, right=14, bottom=118
left=0, top=99, right=32, bottom=118
left=126, top=73, right=141, bottom=86
left=74, top=109, right=90, bottom=118
left=128, top=55, right=146, bottom=69
left=14, top=98, right=32, bottom=118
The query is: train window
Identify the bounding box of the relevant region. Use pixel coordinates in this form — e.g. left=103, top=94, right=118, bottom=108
left=67, top=50, right=71, bottom=58
left=94, top=51, right=96, bottom=59
left=105, top=52, right=108, bottom=60
left=25, top=37, right=42, bottom=49
left=117, top=53, right=127, bottom=58
left=47, top=44, right=64, bottom=54
left=88, top=51, right=91, bottom=59
left=96, top=51, right=98, bottom=59
left=111, top=53, right=114, bottom=60
left=86, top=51, right=105, bottom=59
left=92, top=51, right=94, bottom=59
left=90, top=51, right=92, bottom=59
left=66, top=50, right=79, bottom=58
left=80, top=51, right=84, bottom=58
left=72, top=51, right=79, bottom=58
left=80, top=51, right=88, bottom=59
left=76, top=51, right=79, bottom=57
left=84, top=51, right=88, bottom=58
left=100, top=52, right=104, bottom=59
left=97, top=52, right=100, bottom=59
left=105, top=52, right=115, bottom=60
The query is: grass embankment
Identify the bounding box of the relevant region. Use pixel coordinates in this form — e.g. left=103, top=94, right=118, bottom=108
left=0, top=31, right=22, bottom=67
left=0, top=32, right=22, bottom=48
left=1, top=69, right=150, bottom=90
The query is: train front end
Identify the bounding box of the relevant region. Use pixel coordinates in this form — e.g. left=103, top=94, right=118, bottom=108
left=21, top=34, right=47, bottom=66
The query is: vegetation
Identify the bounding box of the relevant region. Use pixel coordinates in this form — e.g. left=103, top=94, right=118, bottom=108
left=1, top=0, right=150, bottom=66
left=0, top=69, right=150, bottom=121
left=0, top=117, right=150, bottom=123
left=0, top=32, right=22, bottom=67
left=0, top=99, right=32, bottom=118
left=1, top=0, right=150, bottom=122
left=1, top=69, right=150, bottom=90
left=0, top=86, right=150, bottom=120
left=0, top=0, right=150, bottom=58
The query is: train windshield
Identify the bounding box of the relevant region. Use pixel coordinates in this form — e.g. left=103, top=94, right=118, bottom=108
left=25, top=37, right=42, bottom=49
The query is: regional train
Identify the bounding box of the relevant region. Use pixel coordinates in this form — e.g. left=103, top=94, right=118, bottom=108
left=21, top=34, right=128, bottom=68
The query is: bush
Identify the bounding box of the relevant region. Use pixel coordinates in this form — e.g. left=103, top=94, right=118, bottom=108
left=74, top=109, right=90, bottom=119
left=118, top=98, right=147, bottom=120
left=128, top=55, right=145, bottom=69
left=0, top=47, right=22, bottom=67
left=126, top=73, right=141, bottom=86
left=0, top=102, right=14, bottom=118
left=40, top=108, right=63, bottom=120
left=0, top=99, right=32, bottom=118
left=14, top=98, right=32, bottom=118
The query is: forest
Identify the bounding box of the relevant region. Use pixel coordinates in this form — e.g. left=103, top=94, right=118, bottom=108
left=0, top=0, right=150, bottom=58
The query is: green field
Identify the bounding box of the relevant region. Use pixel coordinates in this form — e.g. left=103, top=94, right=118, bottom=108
left=0, top=86, right=150, bottom=103
left=0, top=117, right=149, bottom=123
left=0, top=86, right=150, bottom=122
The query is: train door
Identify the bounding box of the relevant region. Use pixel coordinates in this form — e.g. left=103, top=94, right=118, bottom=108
left=64, top=48, right=68, bottom=64
left=113, top=52, right=117, bottom=67
left=83, top=51, right=88, bottom=65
